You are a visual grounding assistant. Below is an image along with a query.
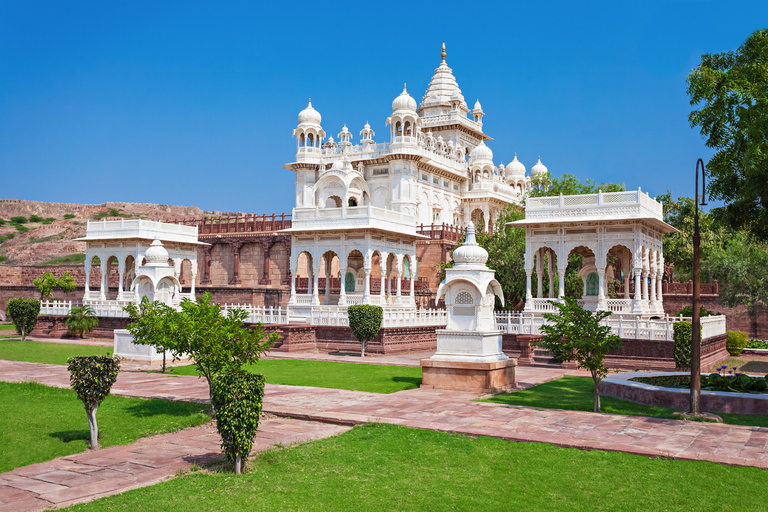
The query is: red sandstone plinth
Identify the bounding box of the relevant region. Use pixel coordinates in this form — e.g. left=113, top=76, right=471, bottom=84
left=420, top=358, right=517, bottom=393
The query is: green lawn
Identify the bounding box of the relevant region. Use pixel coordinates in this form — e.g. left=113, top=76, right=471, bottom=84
left=164, top=359, right=422, bottom=394
left=483, top=376, right=768, bottom=428
left=0, top=381, right=210, bottom=473
left=0, top=323, right=16, bottom=330
left=0, top=339, right=113, bottom=365
left=64, top=422, right=768, bottom=512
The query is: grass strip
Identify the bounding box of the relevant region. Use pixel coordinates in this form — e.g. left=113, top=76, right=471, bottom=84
left=64, top=422, right=768, bottom=512
left=164, top=359, right=422, bottom=394
left=0, top=339, right=113, bottom=365
left=0, top=381, right=210, bottom=473
left=483, top=376, right=768, bottom=428
left=0, top=324, right=16, bottom=330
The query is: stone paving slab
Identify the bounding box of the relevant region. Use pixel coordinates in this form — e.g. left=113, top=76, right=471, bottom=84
left=2, top=359, right=767, bottom=481
left=0, top=417, right=351, bottom=512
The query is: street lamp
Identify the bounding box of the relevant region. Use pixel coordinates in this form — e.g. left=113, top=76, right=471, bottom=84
left=691, top=158, right=707, bottom=415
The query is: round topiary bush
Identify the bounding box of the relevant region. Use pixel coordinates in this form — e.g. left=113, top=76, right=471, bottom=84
left=67, top=355, right=121, bottom=449
left=7, top=298, right=41, bottom=341
left=348, top=305, right=383, bottom=357
left=726, top=330, right=749, bottom=356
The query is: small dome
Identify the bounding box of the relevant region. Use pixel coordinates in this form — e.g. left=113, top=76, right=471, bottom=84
left=392, top=84, right=418, bottom=112
left=472, top=99, right=483, bottom=112
left=506, top=153, right=526, bottom=177
left=330, top=160, right=345, bottom=171
left=469, top=142, right=494, bottom=165
left=298, top=99, right=322, bottom=125
left=452, top=222, right=488, bottom=266
left=531, top=156, right=548, bottom=176
left=144, top=239, right=169, bottom=267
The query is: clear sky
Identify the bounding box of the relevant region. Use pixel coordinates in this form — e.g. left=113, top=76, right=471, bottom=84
left=1, top=1, right=765, bottom=215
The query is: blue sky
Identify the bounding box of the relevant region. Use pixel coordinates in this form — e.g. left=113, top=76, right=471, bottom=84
left=1, top=1, right=765, bottom=215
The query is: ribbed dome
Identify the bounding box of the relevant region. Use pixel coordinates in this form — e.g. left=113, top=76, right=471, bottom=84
left=531, top=156, right=548, bottom=176
left=298, top=99, right=322, bottom=125
left=469, top=142, right=494, bottom=165
left=452, top=222, right=488, bottom=266
left=506, top=153, right=526, bottom=177
left=392, top=85, right=418, bottom=112
left=144, top=239, right=169, bottom=267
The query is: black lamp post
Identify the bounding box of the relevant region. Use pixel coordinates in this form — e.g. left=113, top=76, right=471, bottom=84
left=691, top=158, right=707, bottom=415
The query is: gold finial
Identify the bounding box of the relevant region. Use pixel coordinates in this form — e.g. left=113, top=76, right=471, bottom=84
left=403, top=83, right=407, bottom=91
left=441, top=42, right=446, bottom=63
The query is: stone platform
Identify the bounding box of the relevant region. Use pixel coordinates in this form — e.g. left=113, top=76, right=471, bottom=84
left=420, top=358, right=517, bottom=393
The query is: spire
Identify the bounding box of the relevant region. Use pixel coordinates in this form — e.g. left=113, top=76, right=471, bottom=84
left=441, top=42, right=446, bottom=64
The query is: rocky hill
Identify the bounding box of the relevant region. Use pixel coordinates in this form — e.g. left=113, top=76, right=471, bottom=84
left=0, top=199, right=218, bottom=265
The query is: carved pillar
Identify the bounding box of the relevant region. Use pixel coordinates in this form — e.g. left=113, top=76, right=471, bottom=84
left=632, top=267, right=643, bottom=314
left=524, top=268, right=533, bottom=311
left=557, top=268, right=566, bottom=299
left=99, top=261, right=107, bottom=300
left=324, top=256, right=331, bottom=305
left=83, top=258, right=91, bottom=301
left=395, top=254, right=403, bottom=305
left=338, top=253, right=348, bottom=306
left=312, top=263, right=320, bottom=306
left=117, top=261, right=125, bottom=301
left=259, top=238, right=272, bottom=285
left=536, top=249, right=543, bottom=298
left=229, top=241, right=243, bottom=285
left=201, top=245, right=212, bottom=284
left=379, top=252, right=388, bottom=304
left=409, top=256, right=415, bottom=306
left=597, top=268, right=607, bottom=311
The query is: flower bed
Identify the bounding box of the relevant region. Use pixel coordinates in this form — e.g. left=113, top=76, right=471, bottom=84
left=632, top=366, right=767, bottom=394
left=599, top=371, right=768, bottom=415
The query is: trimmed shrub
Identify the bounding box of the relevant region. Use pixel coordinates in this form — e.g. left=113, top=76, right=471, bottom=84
left=348, top=305, right=383, bottom=357
left=6, top=298, right=40, bottom=341
left=211, top=371, right=265, bottom=474
left=747, top=339, right=768, bottom=349
left=675, top=305, right=716, bottom=318
left=726, top=330, right=749, bottom=356
left=673, top=321, right=700, bottom=370
left=67, top=356, right=120, bottom=449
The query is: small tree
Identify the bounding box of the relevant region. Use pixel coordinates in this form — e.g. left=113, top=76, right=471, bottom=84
left=124, top=297, right=179, bottom=372
left=65, top=305, right=99, bottom=339
left=210, top=371, right=266, bottom=474
left=539, top=297, right=623, bottom=412
left=34, top=271, right=77, bottom=300
left=348, top=305, right=383, bottom=357
left=67, top=355, right=120, bottom=449
left=125, top=293, right=277, bottom=404
left=7, top=298, right=41, bottom=341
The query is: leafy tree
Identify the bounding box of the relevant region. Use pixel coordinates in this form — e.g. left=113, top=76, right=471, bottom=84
left=347, top=305, right=383, bottom=357
left=124, top=293, right=277, bottom=405
left=528, top=172, right=625, bottom=198
left=687, top=28, right=768, bottom=240
left=10, top=216, right=27, bottom=224
left=702, top=230, right=768, bottom=335
left=538, top=297, right=623, bottom=412
left=34, top=271, right=78, bottom=300
left=65, top=305, right=99, bottom=338
left=7, top=298, right=40, bottom=340
left=67, top=355, right=120, bottom=449
left=124, top=297, right=180, bottom=373
left=657, top=192, right=721, bottom=281
left=210, top=371, right=265, bottom=474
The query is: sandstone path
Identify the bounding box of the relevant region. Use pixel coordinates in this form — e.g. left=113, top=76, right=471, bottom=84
left=2, top=359, right=767, bottom=475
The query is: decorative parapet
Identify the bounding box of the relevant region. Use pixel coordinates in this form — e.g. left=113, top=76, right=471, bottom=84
left=77, top=219, right=200, bottom=244
left=525, top=189, right=663, bottom=221
left=290, top=205, right=418, bottom=235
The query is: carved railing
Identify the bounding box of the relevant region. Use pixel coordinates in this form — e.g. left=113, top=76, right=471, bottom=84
left=177, top=213, right=292, bottom=235
left=417, top=223, right=464, bottom=242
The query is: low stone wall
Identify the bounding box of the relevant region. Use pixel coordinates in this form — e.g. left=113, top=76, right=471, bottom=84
left=501, top=332, right=728, bottom=371
left=599, top=371, right=768, bottom=415
left=270, top=324, right=438, bottom=355
left=31, top=315, right=131, bottom=339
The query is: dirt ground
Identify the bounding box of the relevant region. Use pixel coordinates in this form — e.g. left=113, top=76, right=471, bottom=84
left=711, top=354, right=768, bottom=375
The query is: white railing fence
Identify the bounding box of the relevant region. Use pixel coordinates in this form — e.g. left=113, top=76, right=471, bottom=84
left=220, top=303, right=290, bottom=325
left=493, top=311, right=727, bottom=342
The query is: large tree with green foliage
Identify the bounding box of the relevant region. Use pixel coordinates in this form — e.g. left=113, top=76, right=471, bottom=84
left=34, top=271, right=77, bottom=300
left=657, top=192, right=722, bottom=281
left=703, top=230, right=768, bottom=335
left=538, top=297, right=623, bottom=413
left=687, top=28, right=768, bottom=240
left=124, top=293, right=278, bottom=404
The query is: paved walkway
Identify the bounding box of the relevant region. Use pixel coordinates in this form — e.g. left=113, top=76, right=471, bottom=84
left=0, top=416, right=350, bottom=512
left=2, top=360, right=767, bottom=472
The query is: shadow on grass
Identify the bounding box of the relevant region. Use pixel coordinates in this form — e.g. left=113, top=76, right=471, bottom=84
left=124, top=400, right=211, bottom=418
left=391, top=376, right=421, bottom=389
left=740, top=361, right=768, bottom=373
left=50, top=430, right=89, bottom=443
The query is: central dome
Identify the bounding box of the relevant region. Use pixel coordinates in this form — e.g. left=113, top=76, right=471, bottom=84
left=298, top=99, right=322, bottom=125
left=452, top=222, right=488, bottom=266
